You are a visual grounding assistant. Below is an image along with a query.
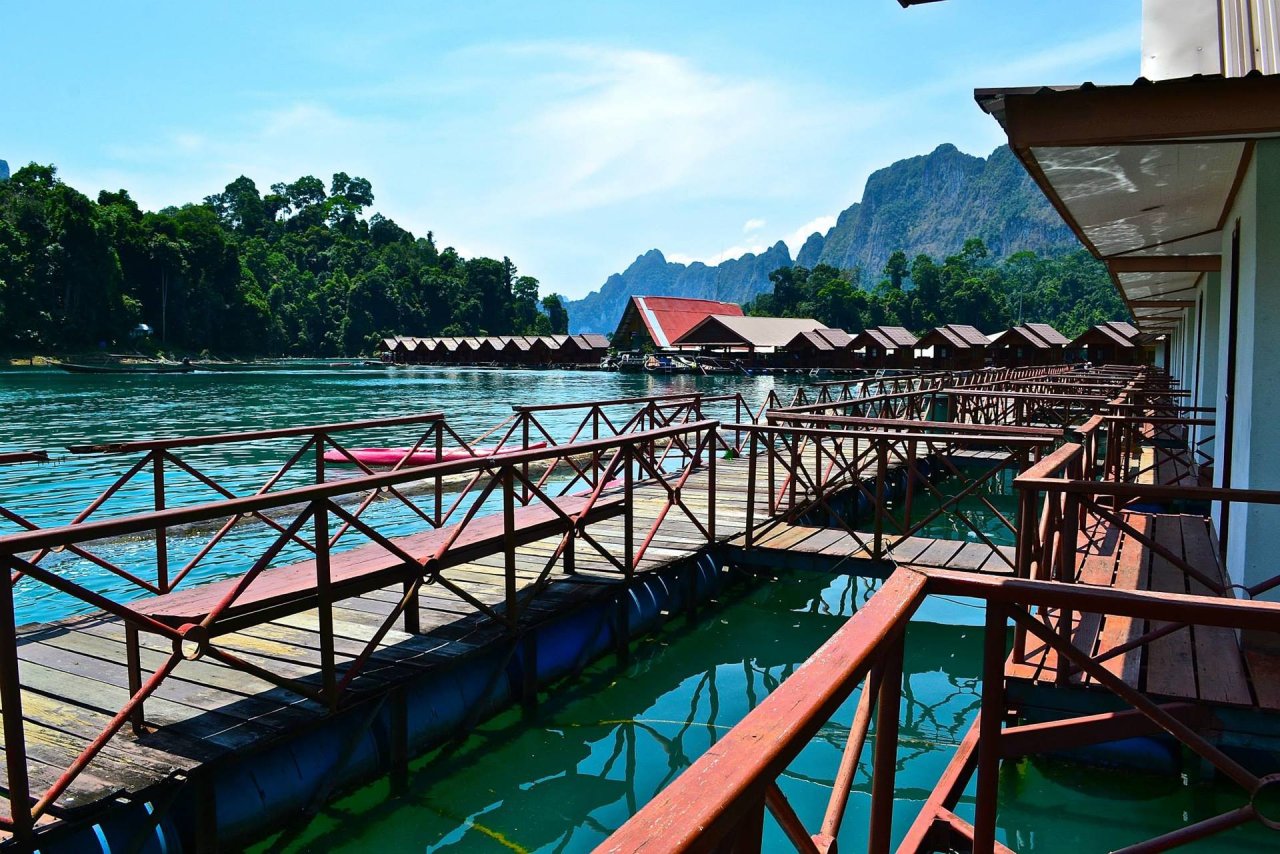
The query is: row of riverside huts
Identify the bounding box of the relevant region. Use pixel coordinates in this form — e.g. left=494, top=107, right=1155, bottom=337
left=377, top=334, right=610, bottom=367
left=612, top=296, right=1153, bottom=369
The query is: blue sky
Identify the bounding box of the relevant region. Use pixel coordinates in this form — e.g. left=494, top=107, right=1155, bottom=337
left=2, top=1, right=1141, bottom=298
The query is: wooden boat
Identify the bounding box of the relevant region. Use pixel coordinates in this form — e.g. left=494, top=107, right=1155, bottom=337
left=58, top=360, right=196, bottom=375
left=323, top=441, right=549, bottom=467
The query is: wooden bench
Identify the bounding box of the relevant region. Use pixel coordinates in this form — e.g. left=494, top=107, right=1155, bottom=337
left=128, top=492, right=626, bottom=636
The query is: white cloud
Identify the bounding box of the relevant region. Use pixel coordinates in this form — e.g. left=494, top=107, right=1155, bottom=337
left=743, top=218, right=766, bottom=233
left=667, top=242, right=772, bottom=267
left=784, top=215, right=838, bottom=256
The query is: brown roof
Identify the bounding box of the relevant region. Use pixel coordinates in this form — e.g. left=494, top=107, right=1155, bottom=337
left=850, top=325, right=920, bottom=351
left=674, top=315, right=829, bottom=348
left=1105, top=321, right=1141, bottom=341
left=1071, top=324, right=1138, bottom=348
left=786, top=327, right=854, bottom=351
left=993, top=323, right=1070, bottom=349
left=561, top=333, right=608, bottom=351
left=916, top=324, right=990, bottom=350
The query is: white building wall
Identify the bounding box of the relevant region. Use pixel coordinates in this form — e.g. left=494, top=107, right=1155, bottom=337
left=1196, top=273, right=1222, bottom=460
left=1217, top=140, right=1280, bottom=605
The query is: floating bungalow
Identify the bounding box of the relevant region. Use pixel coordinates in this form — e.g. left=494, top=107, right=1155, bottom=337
left=848, top=325, right=919, bottom=369
left=1069, top=321, right=1145, bottom=365
left=914, top=323, right=990, bottom=371
left=671, top=315, right=831, bottom=366
left=611, top=296, right=743, bottom=351
left=987, top=322, right=1070, bottom=367
left=783, top=327, right=856, bottom=370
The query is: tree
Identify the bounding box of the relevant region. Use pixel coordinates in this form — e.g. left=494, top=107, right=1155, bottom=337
left=541, top=294, right=570, bottom=334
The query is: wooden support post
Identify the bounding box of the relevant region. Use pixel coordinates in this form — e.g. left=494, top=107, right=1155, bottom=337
left=874, top=440, right=887, bottom=560
left=126, top=622, right=145, bottom=732
left=0, top=560, right=33, bottom=844
left=974, top=602, right=1008, bottom=851
left=314, top=502, right=337, bottom=706
left=503, top=468, right=519, bottom=627
left=624, top=447, right=635, bottom=578
left=867, top=635, right=904, bottom=854
left=746, top=430, right=758, bottom=548
left=152, top=451, right=169, bottom=592
left=708, top=426, right=717, bottom=543
left=434, top=422, right=444, bottom=523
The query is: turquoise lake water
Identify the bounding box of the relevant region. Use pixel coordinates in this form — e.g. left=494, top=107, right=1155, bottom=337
left=1, top=367, right=1269, bottom=851
left=0, top=366, right=801, bottom=624
left=245, top=570, right=1270, bottom=853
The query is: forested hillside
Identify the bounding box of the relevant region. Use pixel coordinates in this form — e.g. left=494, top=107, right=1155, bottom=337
left=0, top=164, right=568, bottom=356
left=749, top=240, right=1125, bottom=340
left=566, top=144, right=1078, bottom=333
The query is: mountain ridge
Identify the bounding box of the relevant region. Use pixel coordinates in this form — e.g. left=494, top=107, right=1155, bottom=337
left=566, top=143, right=1077, bottom=334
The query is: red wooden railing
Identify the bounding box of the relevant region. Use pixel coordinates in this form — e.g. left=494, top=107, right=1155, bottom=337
left=0, top=420, right=720, bottom=839
left=601, top=567, right=1280, bottom=854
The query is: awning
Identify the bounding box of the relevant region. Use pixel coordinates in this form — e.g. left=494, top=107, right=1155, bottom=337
left=976, top=72, right=1280, bottom=331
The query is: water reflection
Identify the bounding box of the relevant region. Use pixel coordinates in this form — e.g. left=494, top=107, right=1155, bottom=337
left=249, top=572, right=985, bottom=853
left=0, top=368, right=805, bottom=624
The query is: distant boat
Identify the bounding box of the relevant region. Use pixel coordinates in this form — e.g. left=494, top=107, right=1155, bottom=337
left=58, top=360, right=196, bottom=375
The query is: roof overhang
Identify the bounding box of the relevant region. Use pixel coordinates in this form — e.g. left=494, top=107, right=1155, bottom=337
left=977, top=73, right=1280, bottom=332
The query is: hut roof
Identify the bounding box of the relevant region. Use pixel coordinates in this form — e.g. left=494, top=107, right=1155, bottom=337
left=673, top=315, right=828, bottom=349
left=786, top=327, right=854, bottom=351
left=850, top=326, right=919, bottom=351
left=916, top=324, right=990, bottom=349
left=992, top=324, right=1070, bottom=349
left=615, top=296, right=745, bottom=348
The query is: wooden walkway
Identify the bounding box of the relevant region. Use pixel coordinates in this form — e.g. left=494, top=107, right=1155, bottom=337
left=740, top=524, right=1016, bottom=574
left=0, top=453, right=811, bottom=822
left=1006, top=510, right=1280, bottom=712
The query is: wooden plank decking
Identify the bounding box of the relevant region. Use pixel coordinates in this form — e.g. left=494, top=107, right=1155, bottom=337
left=0, top=452, right=829, bottom=821
left=1006, top=509, right=1280, bottom=712
left=742, top=524, right=1016, bottom=574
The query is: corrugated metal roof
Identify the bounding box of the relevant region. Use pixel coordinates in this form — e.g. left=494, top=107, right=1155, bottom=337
left=674, top=315, right=827, bottom=348
left=1105, top=320, right=1141, bottom=341
left=850, top=326, right=920, bottom=351
left=916, top=324, right=990, bottom=350
left=622, top=296, right=744, bottom=348
left=1072, top=324, right=1138, bottom=348
left=991, top=324, right=1069, bottom=349
left=1024, top=323, right=1071, bottom=346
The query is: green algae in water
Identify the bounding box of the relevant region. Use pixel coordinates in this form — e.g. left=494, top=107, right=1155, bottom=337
left=245, top=571, right=1274, bottom=853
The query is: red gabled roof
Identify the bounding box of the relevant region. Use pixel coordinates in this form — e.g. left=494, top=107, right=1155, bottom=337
left=620, top=296, right=744, bottom=348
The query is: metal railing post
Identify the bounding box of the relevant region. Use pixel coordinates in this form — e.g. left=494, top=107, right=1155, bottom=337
left=974, top=601, right=1008, bottom=851
left=746, top=429, right=758, bottom=547
left=151, top=451, right=169, bottom=592
left=0, top=558, right=32, bottom=842
left=707, top=425, right=717, bottom=543
left=314, top=500, right=337, bottom=706
left=867, top=634, right=904, bottom=853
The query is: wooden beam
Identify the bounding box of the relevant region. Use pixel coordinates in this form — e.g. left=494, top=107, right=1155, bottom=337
left=1000, top=75, right=1280, bottom=148
left=1109, top=256, right=1220, bottom=274
left=1130, top=300, right=1196, bottom=309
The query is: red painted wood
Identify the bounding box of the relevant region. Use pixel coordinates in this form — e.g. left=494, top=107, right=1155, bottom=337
left=131, top=493, right=624, bottom=626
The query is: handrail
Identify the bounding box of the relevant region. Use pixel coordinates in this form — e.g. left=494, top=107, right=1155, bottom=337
left=600, top=569, right=928, bottom=853
left=603, top=565, right=1280, bottom=853
left=0, top=421, right=718, bottom=556
left=765, top=411, right=1063, bottom=439
left=65, top=411, right=447, bottom=454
